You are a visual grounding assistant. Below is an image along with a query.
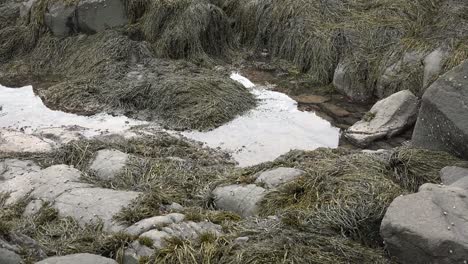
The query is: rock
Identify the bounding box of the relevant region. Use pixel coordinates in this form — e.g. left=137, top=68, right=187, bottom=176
left=234, top=236, right=250, bottom=244
left=0, top=238, right=20, bottom=253
left=0, top=248, right=22, bottom=264
left=167, top=202, right=184, bottom=211
left=125, top=213, right=185, bottom=236
left=212, top=184, right=266, bottom=217
left=76, top=0, right=128, bottom=34
left=412, top=60, right=468, bottom=159
left=292, top=94, right=329, bottom=104
left=9, top=233, right=47, bottom=259
left=320, top=102, right=351, bottom=118
left=139, top=221, right=222, bottom=249
left=345, top=90, right=419, bottom=147
left=333, top=59, right=371, bottom=102
left=376, top=51, right=425, bottom=98
left=44, top=2, right=78, bottom=37
left=361, top=149, right=394, bottom=165
left=36, top=253, right=117, bottom=264
left=89, top=149, right=129, bottom=181
left=381, top=183, right=468, bottom=264
left=255, top=167, right=304, bottom=188
left=0, top=159, right=40, bottom=181
left=54, top=187, right=140, bottom=232
left=0, top=130, right=53, bottom=153
left=440, top=166, right=468, bottom=185
left=19, top=0, right=36, bottom=18
left=36, top=127, right=84, bottom=144
left=423, top=48, right=449, bottom=88
left=123, top=245, right=152, bottom=264
left=23, top=199, right=44, bottom=217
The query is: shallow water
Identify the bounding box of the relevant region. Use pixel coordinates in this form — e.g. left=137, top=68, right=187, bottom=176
left=0, top=76, right=340, bottom=166
left=0, top=85, right=146, bottom=137
left=182, top=73, right=340, bottom=167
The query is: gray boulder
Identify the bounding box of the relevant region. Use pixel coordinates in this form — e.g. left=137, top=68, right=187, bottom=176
left=333, top=59, right=372, bottom=102
left=255, top=167, right=304, bottom=189
left=381, top=183, right=468, bottom=264
left=0, top=248, right=22, bottom=264
left=19, top=0, right=36, bottom=18
left=412, top=60, right=468, bottom=159
left=44, top=2, right=78, bottom=37
left=0, top=129, right=53, bottom=153
left=423, top=48, right=449, bottom=88
left=440, top=166, right=468, bottom=185
left=89, top=149, right=129, bottom=181
left=54, top=187, right=140, bottom=232
left=212, top=184, right=266, bottom=217
left=125, top=213, right=185, bottom=236
left=345, top=90, right=419, bottom=146
left=76, top=0, right=128, bottom=34
left=36, top=253, right=117, bottom=264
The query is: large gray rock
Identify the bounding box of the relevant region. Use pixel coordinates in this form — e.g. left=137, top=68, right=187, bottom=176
left=0, top=129, right=53, bottom=153
left=89, top=149, right=129, bottom=181
left=412, top=60, right=468, bottom=159
left=423, top=48, right=449, bottom=88
left=0, top=159, right=40, bottom=181
left=333, top=59, right=372, bottom=102
left=36, top=253, right=117, bottom=264
left=54, top=187, right=140, bottom=232
left=44, top=2, right=78, bottom=37
left=440, top=166, right=468, bottom=185
left=212, top=184, right=266, bottom=217
left=0, top=248, right=22, bottom=264
left=345, top=90, right=419, bottom=146
left=381, top=183, right=468, bottom=264
left=76, top=0, right=128, bottom=34
left=255, top=167, right=304, bottom=189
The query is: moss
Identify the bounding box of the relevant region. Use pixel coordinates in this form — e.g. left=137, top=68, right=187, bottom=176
left=363, top=111, right=376, bottom=122
left=138, top=236, right=155, bottom=248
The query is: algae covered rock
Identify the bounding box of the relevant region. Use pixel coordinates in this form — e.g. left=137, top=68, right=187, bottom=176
left=44, top=1, right=77, bottom=37
left=412, top=60, right=468, bottom=159
left=333, top=59, right=372, bottom=102
left=345, top=90, right=419, bottom=147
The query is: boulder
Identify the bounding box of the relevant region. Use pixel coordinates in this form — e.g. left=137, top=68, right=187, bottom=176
left=440, top=166, right=468, bottom=185
left=36, top=253, right=117, bottom=264
left=255, top=167, right=304, bottom=189
left=333, top=59, right=372, bottom=102
left=54, top=187, right=140, bottom=232
left=423, top=48, right=449, bottom=88
left=44, top=2, right=78, bottom=37
left=0, top=129, right=53, bottom=153
left=0, top=159, right=40, bottom=181
left=212, top=184, right=266, bottom=217
left=345, top=90, right=419, bottom=146
left=89, top=149, right=129, bottom=181
left=381, top=183, right=468, bottom=264
left=19, top=0, right=36, bottom=18
left=412, top=60, right=468, bottom=159
left=0, top=248, right=22, bottom=264
left=76, top=0, right=128, bottom=34
left=23, top=199, right=45, bottom=217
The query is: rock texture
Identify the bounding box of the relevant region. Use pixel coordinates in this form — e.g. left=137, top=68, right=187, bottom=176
left=423, top=48, right=449, bottom=88
left=0, top=248, right=22, bottom=264
left=125, top=213, right=185, bottom=236
left=0, top=129, right=53, bottom=153
left=333, top=59, right=371, bottom=102
left=89, top=149, right=129, bottom=180
left=76, top=0, right=128, bottom=34
left=381, top=174, right=468, bottom=264
left=36, top=253, right=117, bottom=264
left=345, top=90, right=419, bottom=146
left=412, top=60, right=468, bottom=159
left=44, top=2, right=77, bottom=36
left=440, top=166, right=468, bottom=185
left=255, top=167, right=304, bottom=189
left=212, top=184, right=266, bottom=217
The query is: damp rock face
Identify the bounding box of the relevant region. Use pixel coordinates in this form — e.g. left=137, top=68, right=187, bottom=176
left=412, top=60, right=468, bottom=160
left=35, top=253, right=117, bottom=264
left=345, top=90, right=419, bottom=147
left=381, top=182, right=468, bottom=264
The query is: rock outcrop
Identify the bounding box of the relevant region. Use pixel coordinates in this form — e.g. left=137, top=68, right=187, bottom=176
left=412, top=60, right=468, bottom=159
left=345, top=90, right=419, bottom=147
left=381, top=166, right=468, bottom=264
left=36, top=253, right=117, bottom=264
left=89, top=149, right=129, bottom=181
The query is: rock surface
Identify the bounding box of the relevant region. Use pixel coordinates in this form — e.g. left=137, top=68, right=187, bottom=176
left=0, top=248, right=22, bottom=264
left=89, top=149, right=129, bottom=180
left=412, top=60, right=468, bottom=159
left=333, top=60, right=371, bottom=102
left=44, top=2, right=77, bottom=36
left=0, top=129, right=53, bottom=153
left=381, top=179, right=468, bottom=264
left=125, top=213, right=185, bottom=236
left=36, top=253, right=117, bottom=264
left=255, top=167, right=304, bottom=189
left=76, top=0, right=128, bottom=34
left=423, top=48, right=449, bottom=88
left=345, top=90, right=419, bottom=146
left=440, top=166, right=468, bottom=185
left=212, top=184, right=266, bottom=217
